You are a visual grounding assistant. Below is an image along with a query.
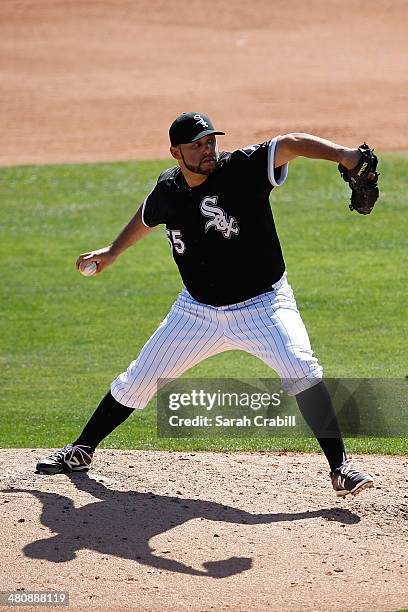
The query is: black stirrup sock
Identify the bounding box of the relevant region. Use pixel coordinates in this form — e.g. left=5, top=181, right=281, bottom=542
left=74, top=391, right=134, bottom=451
left=295, top=381, right=347, bottom=472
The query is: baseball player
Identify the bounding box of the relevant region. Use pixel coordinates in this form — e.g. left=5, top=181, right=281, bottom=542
left=37, top=112, right=377, bottom=497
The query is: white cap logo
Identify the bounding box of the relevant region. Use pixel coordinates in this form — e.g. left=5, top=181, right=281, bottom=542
left=194, top=114, right=209, bottom=128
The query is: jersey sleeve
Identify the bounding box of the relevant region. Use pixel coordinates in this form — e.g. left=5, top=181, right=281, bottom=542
left=141, top=180, right=167, bottom=228
left=234, top=136, right=289, bottom=188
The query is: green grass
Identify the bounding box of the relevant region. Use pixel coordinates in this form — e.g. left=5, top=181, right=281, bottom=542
left=0, top=154, right=406, bottom=454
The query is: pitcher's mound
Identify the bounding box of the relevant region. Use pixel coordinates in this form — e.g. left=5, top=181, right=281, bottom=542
left=1, top=449, right=407, bottom=611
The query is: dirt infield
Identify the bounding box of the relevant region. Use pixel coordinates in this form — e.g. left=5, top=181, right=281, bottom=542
left=1, top=0, right=407, bottom=166
left=1, top=450, right=407, bottom=611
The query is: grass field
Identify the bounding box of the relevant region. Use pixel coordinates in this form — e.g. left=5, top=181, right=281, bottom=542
left=1, top=154, right=406, bottom=454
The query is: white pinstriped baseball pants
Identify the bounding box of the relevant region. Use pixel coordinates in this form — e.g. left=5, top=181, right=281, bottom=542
left=110, top=273, right=323, bottom=409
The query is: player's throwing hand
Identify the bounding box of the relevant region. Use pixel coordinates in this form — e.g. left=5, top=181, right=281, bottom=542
left=76, top=246, right=117, bottom=275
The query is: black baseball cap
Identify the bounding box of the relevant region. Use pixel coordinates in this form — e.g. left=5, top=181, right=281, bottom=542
left=169, top=112, right=225, bottom=146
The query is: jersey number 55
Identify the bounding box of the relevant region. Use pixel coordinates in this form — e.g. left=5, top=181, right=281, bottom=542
left=166, top=229, right=186, bottom=255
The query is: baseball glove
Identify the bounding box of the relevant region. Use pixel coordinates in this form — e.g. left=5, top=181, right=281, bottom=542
left=338, top=143, right=379, bottom=214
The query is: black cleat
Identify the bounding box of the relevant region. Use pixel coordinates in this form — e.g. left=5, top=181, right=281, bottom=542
left=330, top=459, right=374, bottom=497
left=36, top=443, right=93, bottom=475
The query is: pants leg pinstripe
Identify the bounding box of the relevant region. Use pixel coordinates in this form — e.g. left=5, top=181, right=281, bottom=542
left=110, top=275, right=322, bottom=409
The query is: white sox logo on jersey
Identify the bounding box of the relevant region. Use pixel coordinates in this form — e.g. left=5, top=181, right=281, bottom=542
left=199, top=196, right=239, bottom=239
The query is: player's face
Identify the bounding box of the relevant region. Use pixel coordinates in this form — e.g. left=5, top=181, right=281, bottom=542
left=177, top=135, right=218, bottom=176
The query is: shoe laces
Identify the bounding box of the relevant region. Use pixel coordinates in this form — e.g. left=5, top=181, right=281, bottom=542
left=337, top=459, right=361, bottom=479
left=49, top=443, right=92, bottom=462
left=48, top=443, right=74, bottom=461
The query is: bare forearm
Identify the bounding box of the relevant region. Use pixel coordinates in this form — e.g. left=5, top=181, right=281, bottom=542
left=275, top=133, right=361, bottom=169
left=110, top=206, right=154, bottom=257
left=76, top=205, right=155, bottom=274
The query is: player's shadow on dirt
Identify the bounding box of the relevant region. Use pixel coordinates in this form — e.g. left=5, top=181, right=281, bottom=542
left=5, top=474, right=360, bottom=578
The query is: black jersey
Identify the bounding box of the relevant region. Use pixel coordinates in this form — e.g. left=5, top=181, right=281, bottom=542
left=142, top=138, right=288, bottom=307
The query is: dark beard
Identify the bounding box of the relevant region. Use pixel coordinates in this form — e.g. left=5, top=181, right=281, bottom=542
left=180, top=151, right=217, bottom=176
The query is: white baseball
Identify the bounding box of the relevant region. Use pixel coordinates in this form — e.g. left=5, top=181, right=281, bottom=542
left=79, top=261, right=98, bottom=277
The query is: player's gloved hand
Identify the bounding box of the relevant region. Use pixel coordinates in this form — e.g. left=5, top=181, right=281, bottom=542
left=76, top=246, right=118, bottom=274
left=338, top=143, right=379, bottom=215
